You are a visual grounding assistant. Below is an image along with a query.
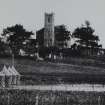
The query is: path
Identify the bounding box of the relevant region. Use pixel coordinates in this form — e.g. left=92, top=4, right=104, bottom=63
left=12, top=84, right=105, bottom=92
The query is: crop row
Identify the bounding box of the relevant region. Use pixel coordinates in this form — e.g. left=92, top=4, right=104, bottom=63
left=0, top=89, right=105, bottom=105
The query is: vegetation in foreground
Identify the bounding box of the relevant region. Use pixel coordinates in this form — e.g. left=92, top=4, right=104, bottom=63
left=0, top=89, right=105, bottom=105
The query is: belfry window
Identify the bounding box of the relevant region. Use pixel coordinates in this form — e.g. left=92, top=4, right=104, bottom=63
left=48, top=17, right=50, bottom=23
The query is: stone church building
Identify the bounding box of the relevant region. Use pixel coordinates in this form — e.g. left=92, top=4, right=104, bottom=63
left=36, top=13, right=70, bottom=49
left=36, top=13, right=104, bottom=57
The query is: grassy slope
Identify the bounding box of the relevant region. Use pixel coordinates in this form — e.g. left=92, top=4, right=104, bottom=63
left=1, top=57, right=105, bottom=104
left=0, top=57, right=105, bottom=84
left=0, top=57, right=105, bottom=74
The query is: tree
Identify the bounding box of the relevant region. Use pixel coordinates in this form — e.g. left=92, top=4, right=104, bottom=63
left=73, top=21, right=100, bottom=48
left=2, top=24, right=34, bottom=55
left=23, top=38, right=37, bottom=56
left=0, top=38, right=9, bottom=55
left=36, top=28, right=44, bottom=47
left=72, top=21, right=102, bottom=55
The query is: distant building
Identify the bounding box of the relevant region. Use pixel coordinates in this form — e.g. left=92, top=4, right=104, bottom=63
left=36, top=13, right=70, bottom=49
left=44, top=13, right=55, bottom=47
left=0, top=65, right=21, bottom=87
left=36, top=13, right=105, bottom=58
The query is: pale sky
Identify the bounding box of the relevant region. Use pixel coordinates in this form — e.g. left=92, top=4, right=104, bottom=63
left=0, top=0, right=105, bottom=47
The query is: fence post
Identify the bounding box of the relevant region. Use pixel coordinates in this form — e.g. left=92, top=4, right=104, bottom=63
left=35, top=93, right=39, bottom=105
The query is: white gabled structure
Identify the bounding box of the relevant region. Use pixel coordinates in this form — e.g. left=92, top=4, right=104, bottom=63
left=0, top=53, right=21, bottom=88
left=0, top=71, right=5, bottom=87
left=1, top=65, right=12, bottom=87
left=8, top=66, right=16, bottom=85
left=11, top=66, right=21, bottom=85
left=0, top=65, right=21, bottom=88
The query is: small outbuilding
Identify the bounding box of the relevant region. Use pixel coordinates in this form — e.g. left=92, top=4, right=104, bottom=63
left=0, top=65, right=21, bottom=87
left=0, top=71, right=5, bottom=87
left=1, top=65, right=12, bottom=87
left=11, top=66, right=21, bottom=85
left=8, top=66, right=17, bottom=85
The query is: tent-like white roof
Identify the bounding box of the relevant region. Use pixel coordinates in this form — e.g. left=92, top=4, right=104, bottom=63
left=1, top=65, right=12, bottom=76
left=0, top=71, right=5, bottom=76
left=11, top=66, right=20, bottom=76
left=8, top=66, right=16, bottom=76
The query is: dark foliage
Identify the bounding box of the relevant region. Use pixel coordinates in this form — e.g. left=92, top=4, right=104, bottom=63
left=36, top=28, right=44, bottom=47
left=72, top=21, right=100, bottom=49
left=23, top=39, right=37, bottom=56
left=55, top=25, right=71, bottom=48
left=1, top=24, right=34, bottom=55
left=55, top=25, right=70, bottom=41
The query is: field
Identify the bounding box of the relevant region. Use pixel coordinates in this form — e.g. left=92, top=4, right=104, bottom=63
left=1, top=57, right=105, bottom=104
left=0, top=89, right=105, bottom=105
left=0, top=57, right=105, bottom=85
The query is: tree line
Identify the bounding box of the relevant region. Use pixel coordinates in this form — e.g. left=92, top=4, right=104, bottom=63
left=0, top=21, right=103, bottom=59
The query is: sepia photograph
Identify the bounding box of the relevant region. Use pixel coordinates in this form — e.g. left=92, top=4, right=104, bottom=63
left=0, top=0, right=105, bottom=104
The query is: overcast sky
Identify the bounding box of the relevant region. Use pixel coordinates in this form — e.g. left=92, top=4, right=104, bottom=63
left=0, top=0, right=105, bottom=47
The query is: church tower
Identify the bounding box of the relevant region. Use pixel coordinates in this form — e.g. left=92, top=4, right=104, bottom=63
left=44, top=13, right=55, bottom=47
